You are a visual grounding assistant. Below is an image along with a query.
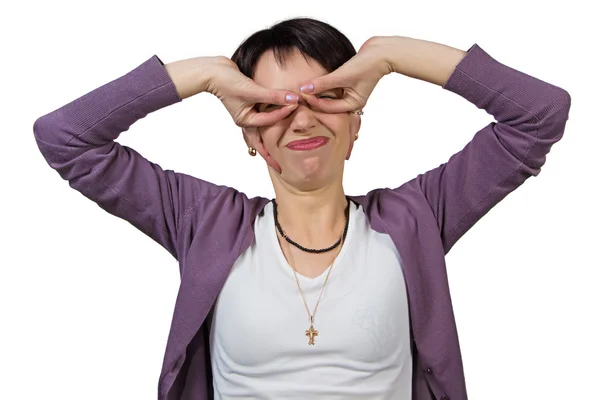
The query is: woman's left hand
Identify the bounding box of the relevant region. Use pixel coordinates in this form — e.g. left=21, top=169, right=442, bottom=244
left=297, top=36, right=394, bottom=113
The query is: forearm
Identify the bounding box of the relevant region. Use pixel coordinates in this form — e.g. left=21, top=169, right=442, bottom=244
left=404, top=43, right=570, bottom=255
left=34, top=55, right=181, bottom=153
left=163, top=55, right=224, bottom=100
left=33, top=55, right=204, bottom=260
left=377, top=36, right=467, bottom=86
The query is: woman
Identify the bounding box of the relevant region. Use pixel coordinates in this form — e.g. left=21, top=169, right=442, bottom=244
left=33, top=17, right=570, bottom=400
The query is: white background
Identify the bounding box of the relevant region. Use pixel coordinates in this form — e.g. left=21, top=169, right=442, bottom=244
left=2, top=0, right=598, bottom=399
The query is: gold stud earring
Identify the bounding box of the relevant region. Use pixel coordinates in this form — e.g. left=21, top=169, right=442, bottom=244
left=248, top=146, right=256, bottom=156
left=355, top=133, right=359, bottom=140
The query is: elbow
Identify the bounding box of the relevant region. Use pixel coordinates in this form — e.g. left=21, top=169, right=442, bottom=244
left=541, top=88, right=571, bottom=144
left=518, top=89, right=571, bottom=172
left=32, top=115, right=47, bottom=142
left=32, top=113, right=59, bottom=146
left=555, top=88, right=572, bottom=136
left=553, top=89, right=571, bottom=122
left=32, top=114, right=71, bottom=170
left=33, top=115, right=52, bottom=159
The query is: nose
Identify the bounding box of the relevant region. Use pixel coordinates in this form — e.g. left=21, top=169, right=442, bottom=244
left=289, top=96, right=316, bottom=132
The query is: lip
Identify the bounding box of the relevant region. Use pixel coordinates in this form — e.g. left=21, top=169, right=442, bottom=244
left=285, top=136, right=329, bottom=151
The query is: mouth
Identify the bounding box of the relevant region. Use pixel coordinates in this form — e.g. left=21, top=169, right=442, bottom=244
left=285, top=136, right=329, bottom=151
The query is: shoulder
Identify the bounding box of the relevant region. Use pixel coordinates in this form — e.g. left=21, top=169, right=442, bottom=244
left=180, top=180, right=271, bottom=228
left=354, top=180, right=434, bottom=228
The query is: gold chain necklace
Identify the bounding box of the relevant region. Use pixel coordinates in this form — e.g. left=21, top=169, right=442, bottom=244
left=281, top=232, right=345, bottom=345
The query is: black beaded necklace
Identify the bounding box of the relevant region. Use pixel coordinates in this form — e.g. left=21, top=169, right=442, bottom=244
left=273, top=197, right=350, bottom=254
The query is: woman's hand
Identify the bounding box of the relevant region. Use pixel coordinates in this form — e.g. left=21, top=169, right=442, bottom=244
left=205, top=57, right=301, bottom=174
left=206, top=56, right=300, bottom=127
left=239, top=37, right=394, bottom=174
left=166, top=55, right=298, bottom=173
left=297, top=36, right=393, bottom=113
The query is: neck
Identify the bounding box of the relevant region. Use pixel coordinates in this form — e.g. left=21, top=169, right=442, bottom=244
left=273, top=185, right=349, bottom=250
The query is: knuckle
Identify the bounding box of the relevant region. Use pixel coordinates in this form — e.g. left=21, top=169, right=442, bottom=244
left=269, top=91, right=281, bottom=104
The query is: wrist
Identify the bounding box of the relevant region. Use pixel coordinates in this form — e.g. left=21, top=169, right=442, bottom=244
left=368, top=36, right=409, bottom=75
left=361, top=36, right=405, bottom=76
left=164, top=56, right=223, bottom=99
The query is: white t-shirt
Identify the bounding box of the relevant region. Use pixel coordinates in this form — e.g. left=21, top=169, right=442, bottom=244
left=209, top=199, right=412, bottom=399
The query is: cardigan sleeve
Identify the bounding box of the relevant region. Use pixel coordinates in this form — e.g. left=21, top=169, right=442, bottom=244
left=405, top=44, right=571, bottom=254
left=32, top=55, right=227, bottom=260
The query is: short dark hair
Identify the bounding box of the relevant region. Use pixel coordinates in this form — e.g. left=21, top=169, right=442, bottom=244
left=231, top=17, right=356, bottom=80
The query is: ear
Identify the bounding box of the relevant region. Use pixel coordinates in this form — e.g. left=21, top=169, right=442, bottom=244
left=345, top=114, right=361, bottom=160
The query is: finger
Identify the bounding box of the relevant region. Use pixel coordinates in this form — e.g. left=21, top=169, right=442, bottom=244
left=264, top=149, right=282, bottom=174
left=245, top=104, right=298, bottom=127
left=243, top=83, right=299, bottom=106
left=299, top=70, right=347, bottom=95
left=301, top=93, right=357, bottom=114
left=244, top=128, right=281, bottom=174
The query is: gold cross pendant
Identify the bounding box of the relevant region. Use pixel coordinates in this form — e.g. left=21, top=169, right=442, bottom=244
left=306, top=324, right=319, bottom=345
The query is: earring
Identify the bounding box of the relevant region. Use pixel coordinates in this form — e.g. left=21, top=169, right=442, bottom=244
left=355, top=133, right=359, bottom=140
left=248, top=146, right=256, bottom=156
left=352, top=110, right=364, bottom=115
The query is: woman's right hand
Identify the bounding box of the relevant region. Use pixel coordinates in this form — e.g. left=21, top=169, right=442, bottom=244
left=165, top=55, right=298, bottom=173
left=205, top=56, right=300, bottom=128
left=166, top=55, right=299, bottom=126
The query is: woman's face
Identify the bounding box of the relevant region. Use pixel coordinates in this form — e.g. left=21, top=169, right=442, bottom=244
left=249, top=48, right=360, bottom=191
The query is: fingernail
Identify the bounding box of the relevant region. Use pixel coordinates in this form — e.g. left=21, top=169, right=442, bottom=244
left=300, top=84, right=314, bottom=93
left=286, top=94, right=299, bottom=102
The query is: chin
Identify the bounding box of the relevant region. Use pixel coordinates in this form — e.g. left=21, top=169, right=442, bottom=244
left=283, top=164, right=340, bottom=191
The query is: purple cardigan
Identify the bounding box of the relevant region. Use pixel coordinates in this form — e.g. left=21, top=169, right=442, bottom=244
left=33, top=43, right=570, bottom=400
